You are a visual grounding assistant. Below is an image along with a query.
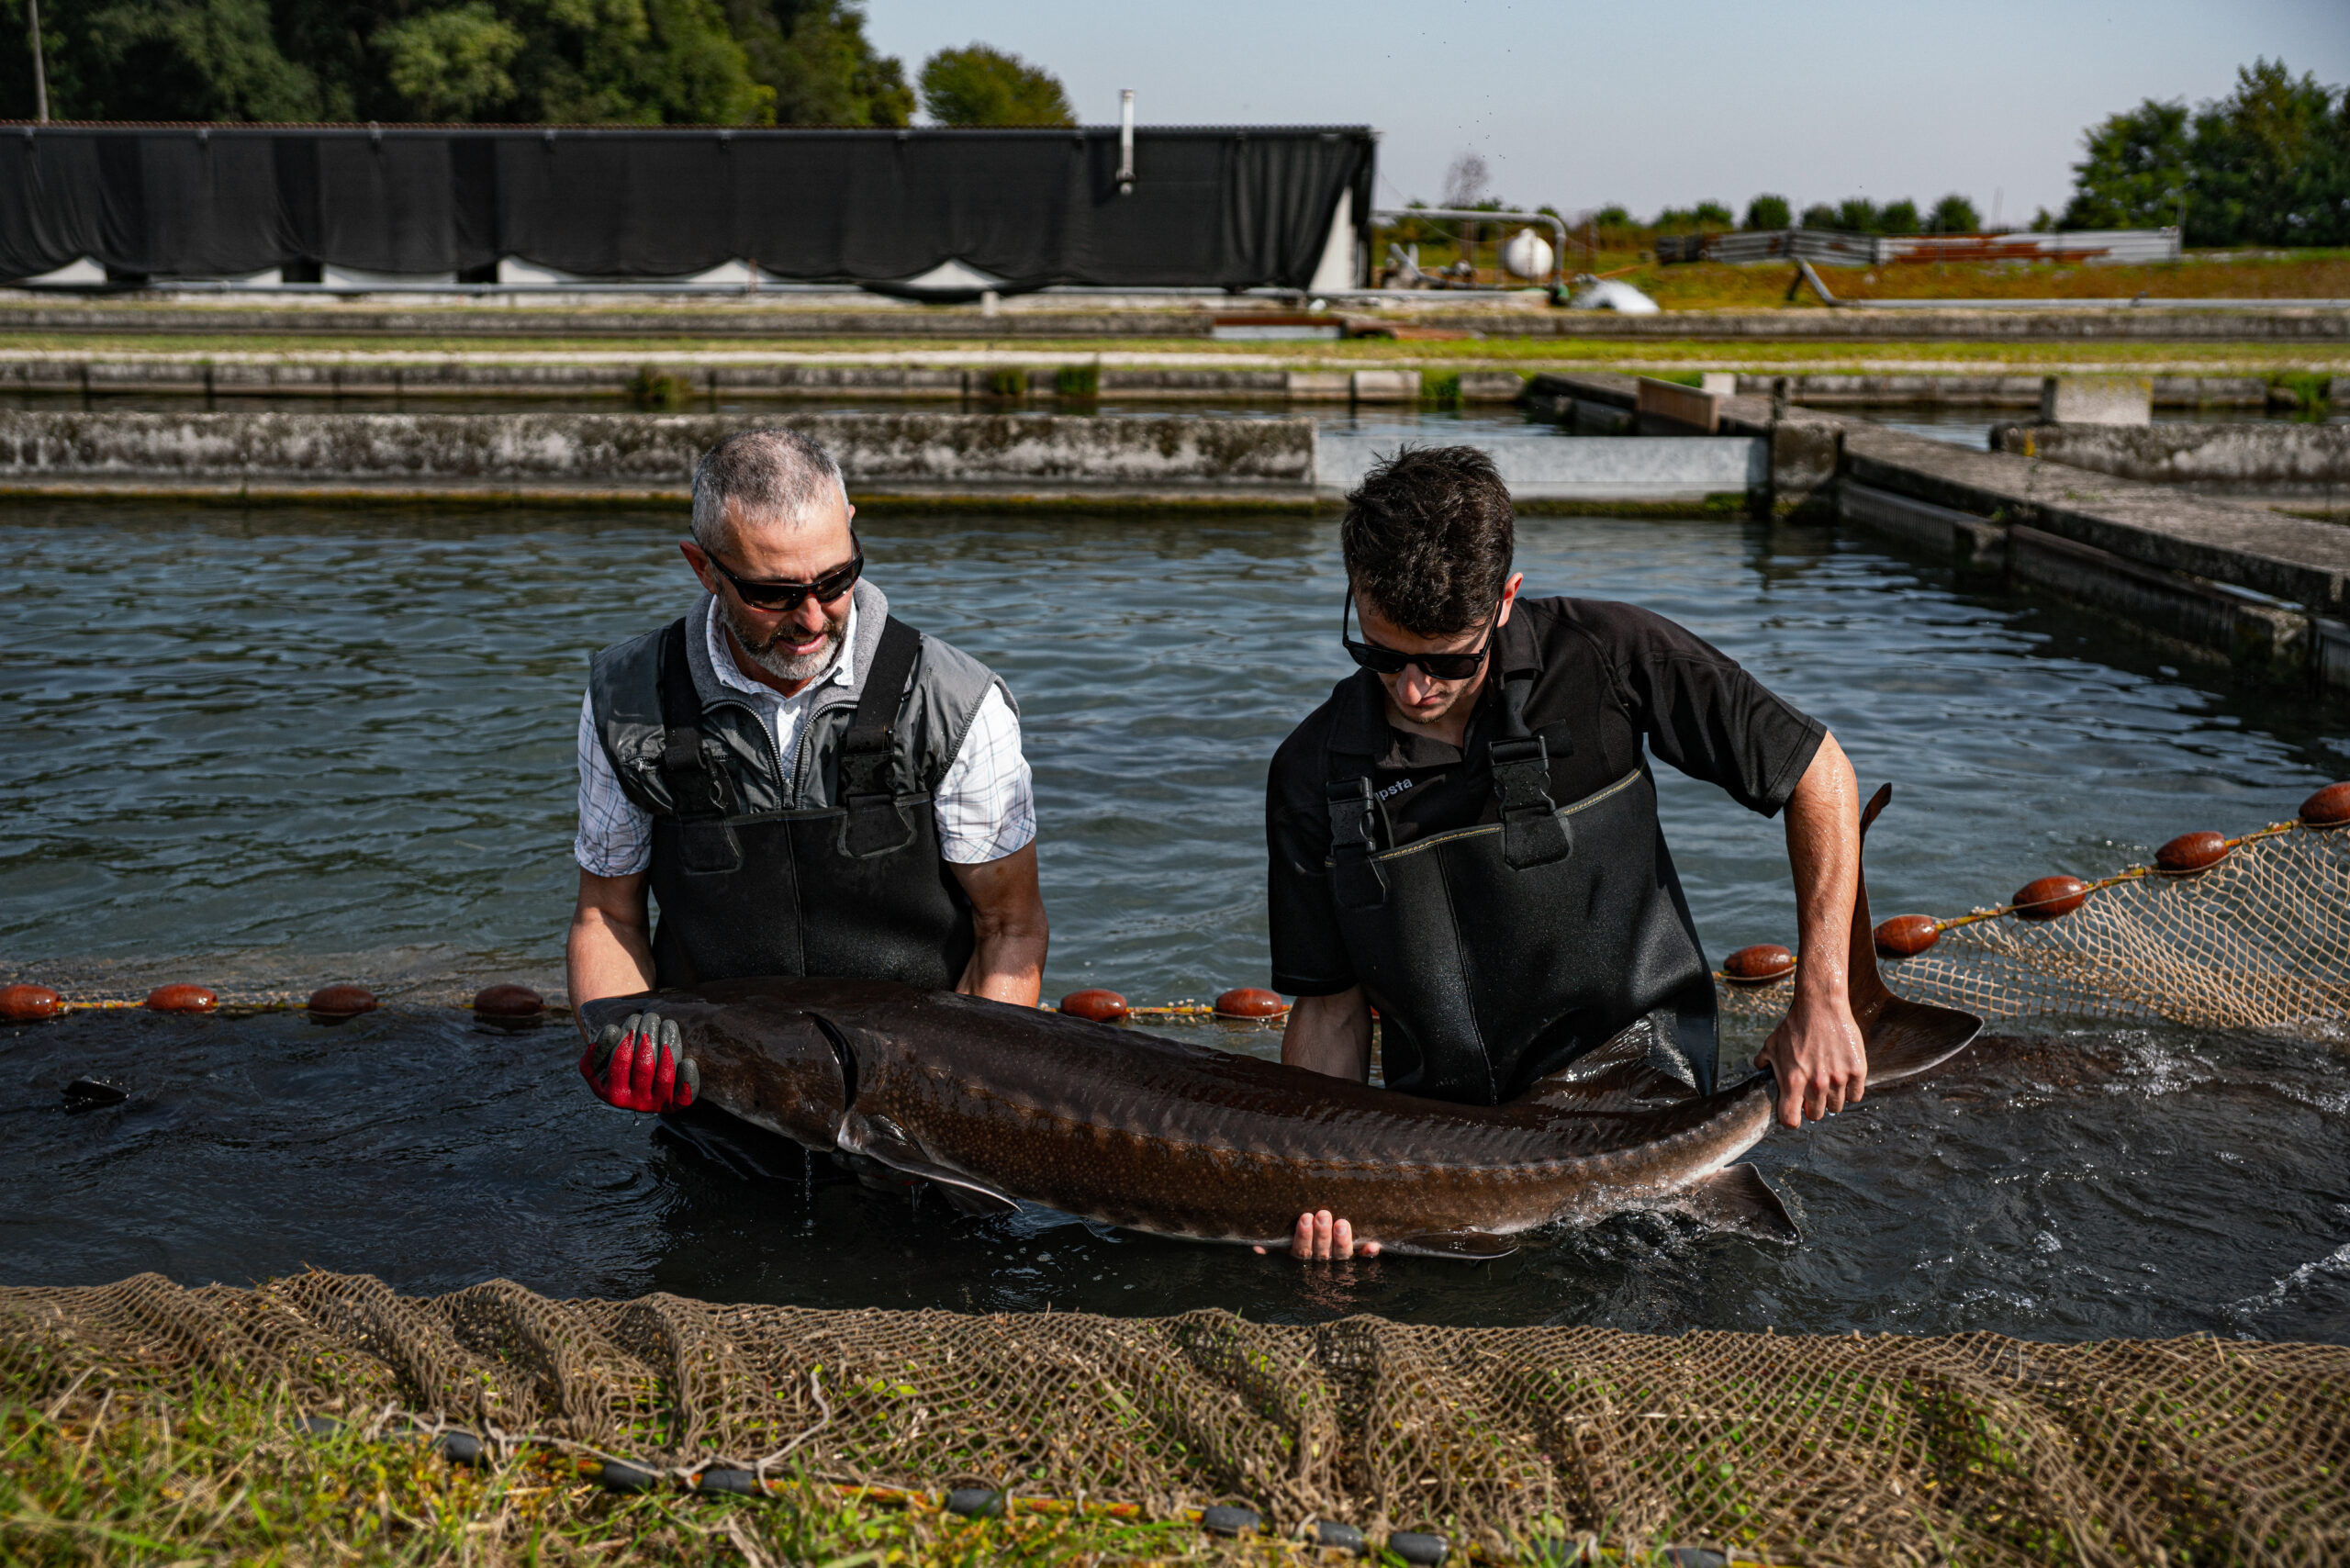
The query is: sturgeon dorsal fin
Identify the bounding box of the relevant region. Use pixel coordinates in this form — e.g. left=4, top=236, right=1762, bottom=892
left=1392, top=1229, right=1516, bottom=1260
left=1678, top=1163, right=1800, bottom=1243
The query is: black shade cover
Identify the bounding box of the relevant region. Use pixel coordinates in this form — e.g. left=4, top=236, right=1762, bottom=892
left=0, top=124, right=1374, bottom=290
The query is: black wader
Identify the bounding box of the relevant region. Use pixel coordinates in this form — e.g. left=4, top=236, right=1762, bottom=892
left=646, top=615, right=976, bottom=990
left=1324, top=671, right=1718, bottom=1104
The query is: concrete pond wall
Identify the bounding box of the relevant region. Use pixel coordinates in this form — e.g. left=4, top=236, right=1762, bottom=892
left=0, top=410, right=1322, bottom=499
left=1994, top=421, right=2350, bottom=496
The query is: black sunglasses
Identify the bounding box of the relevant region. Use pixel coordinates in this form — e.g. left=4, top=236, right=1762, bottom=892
left=1341, top=588, right=1502, bottom=682
left=702, top=536, right=864, bottom=611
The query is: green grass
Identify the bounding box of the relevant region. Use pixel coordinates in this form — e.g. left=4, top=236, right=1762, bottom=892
left=0, top=1383, right=1252, bottom=1567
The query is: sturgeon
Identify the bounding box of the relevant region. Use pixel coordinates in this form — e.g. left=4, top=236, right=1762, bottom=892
left=581, top=787, right=1979, bottom=1257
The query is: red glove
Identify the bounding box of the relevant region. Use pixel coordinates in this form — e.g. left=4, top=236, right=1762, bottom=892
left=580, top=1012, right=699, bottom=1113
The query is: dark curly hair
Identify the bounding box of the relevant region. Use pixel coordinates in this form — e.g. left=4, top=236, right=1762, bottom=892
left=1339, top=444, right=1515, bottom=636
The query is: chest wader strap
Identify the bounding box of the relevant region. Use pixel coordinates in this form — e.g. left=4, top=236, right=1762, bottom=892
left=1491, top=673, right=1571, bottom=869
left=655, top=618, right=744, bottom=876
left=1326, top=776, right=1388, bottom=909
left=656, top=619, right=734, bottom=816
left=838, top=615, right=924, bottom=859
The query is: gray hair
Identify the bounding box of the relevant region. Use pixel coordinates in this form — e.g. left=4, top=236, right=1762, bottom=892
left=689, top=429, right=849, bottom=553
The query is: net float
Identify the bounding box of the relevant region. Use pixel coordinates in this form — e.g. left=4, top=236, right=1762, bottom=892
left=1212, top=987, right=1288, bottom=1020
left=1721, top=944, right=1795, bottom=984
left=2298, top=781, right=2350, bottom=826
left=307, top=984, right=378, bottom=1023
left=145, top=984, right=217, bottom=1014
left=1874, top=915, right=1941, bottom=958
left=1058, top=989, right=1129, bottom=1023
left=2011, top=875, right=2089, bottom=921
left=0, top=983, right=62, bottom=1022
left=473, top=984, right=544, bottom=1025
left=2154, top=831, right=2230, bottom=875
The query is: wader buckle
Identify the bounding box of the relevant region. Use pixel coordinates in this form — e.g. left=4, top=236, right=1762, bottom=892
left=838, top=745, right=919, bottom=858
left=1489, top=736, right=1572, bottom=869
left=1326, top=777, right=1388, bottom=909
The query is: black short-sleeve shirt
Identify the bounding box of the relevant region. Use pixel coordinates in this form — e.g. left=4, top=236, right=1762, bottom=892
left=1266, top=596, right=1826, bottom=996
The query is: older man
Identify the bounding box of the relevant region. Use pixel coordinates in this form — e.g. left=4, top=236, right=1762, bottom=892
left=569, top=428, right=1046, bottom=1113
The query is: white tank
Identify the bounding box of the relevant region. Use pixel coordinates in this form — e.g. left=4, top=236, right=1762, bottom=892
left=1501, top=228, right=1554, bottom=281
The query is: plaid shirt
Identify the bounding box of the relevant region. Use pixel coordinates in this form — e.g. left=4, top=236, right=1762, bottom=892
left=574, top=596, right=1035, bottom=877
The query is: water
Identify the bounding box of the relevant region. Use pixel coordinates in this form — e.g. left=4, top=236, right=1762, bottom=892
left=4, top=500, right=2347, bottom=1340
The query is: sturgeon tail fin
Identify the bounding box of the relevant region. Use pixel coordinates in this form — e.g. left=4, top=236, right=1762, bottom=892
left=1851, top=783, right=1983, bottom=1085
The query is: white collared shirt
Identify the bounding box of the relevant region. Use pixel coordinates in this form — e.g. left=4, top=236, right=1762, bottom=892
left=574, top=596, right=1035, bottom=876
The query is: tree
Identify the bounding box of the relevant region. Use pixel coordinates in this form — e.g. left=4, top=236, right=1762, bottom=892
left=2061, top=60, right=2350, bottom=244
left=2061, top=96, right=2192, bottom=230
left=1652, top=199, right=1730, bottom=232
left=0, top=0, right=911, bottom=124
left=1742, top=193, right=1790, bottom=230
left=724, top=0, right=908, bottom=126
left=2188, top=59, right=2346, bottom=245
left=1833, top=196, right=1881, bottom=232
left=375, top=4, right=522, bottom=120
left=1798, top=202, right=1837, bottom=230
left=918, top=42, right=1069, bottom=127
left=1877, top=197, right=1919, bottom=235
left=1927, top=193, right=1980, bottom=233
left=36, top=0, right=322, bottom=120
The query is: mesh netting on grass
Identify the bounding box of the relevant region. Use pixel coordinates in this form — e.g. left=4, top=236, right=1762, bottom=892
left=4, top=1271, right=2346, bottom=1565
left=1721, top=818, right=2350, bottom=1031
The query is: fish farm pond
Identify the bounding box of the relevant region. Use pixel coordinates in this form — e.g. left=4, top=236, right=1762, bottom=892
left=3, top=498, right=2346, bottom=1343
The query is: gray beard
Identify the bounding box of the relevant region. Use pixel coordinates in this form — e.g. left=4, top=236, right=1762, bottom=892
left=722, top=600, right=846, bottom=684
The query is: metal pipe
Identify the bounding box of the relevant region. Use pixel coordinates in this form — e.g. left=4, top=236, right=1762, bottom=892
left=1117, top=90, right=1134, bottom=195
left=1371, top=207, right=1568, bottom=297
left=27, top=0, right=47, bottom=123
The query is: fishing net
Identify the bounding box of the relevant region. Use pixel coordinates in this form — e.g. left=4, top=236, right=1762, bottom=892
left=4, top=1270, right=2346, bottom=1566
left=1718, top=815, right=2350, bottom=1031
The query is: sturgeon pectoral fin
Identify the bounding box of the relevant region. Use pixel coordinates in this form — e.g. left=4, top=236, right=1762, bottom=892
left=1678, top=1163, right=1799, bottom=1243
left=837, top=1113, right=1018, bottom=1215
left=1391, top=1229, right=1516, bottom=1260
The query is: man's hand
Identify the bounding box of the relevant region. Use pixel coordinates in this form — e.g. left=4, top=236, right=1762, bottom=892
left=1253, top=1209, right=1383, bottom=1260
left=580, top=1012, right=700, bottom=1113
left=1756, top=990, right=1866, bottom=1128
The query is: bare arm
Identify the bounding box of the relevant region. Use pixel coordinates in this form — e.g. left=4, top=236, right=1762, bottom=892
left=1280, top=987, right=1373, bottom=1081
left=950, top=841, right=1047, bottom=1007
left=566, top=869, right=655, bottom=1042
left=1755, top=731, right=1867, bottom=1128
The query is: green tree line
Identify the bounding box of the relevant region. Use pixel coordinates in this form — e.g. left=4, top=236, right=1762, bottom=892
left=2062, top=59, right=2350, bottom=245
left=0, top=0, right=1075, bottom=129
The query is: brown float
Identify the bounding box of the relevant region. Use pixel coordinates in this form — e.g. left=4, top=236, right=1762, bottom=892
left=144, top=984, right=218, bottom=1014
left=2298, top=781, right=2350, bottom=826
left=2011, top=875, right=2090, bottom=921
left=1873, top=914, right=1941, bottom=958
left=473, top=984, right=544, bottom=1024
left=1721, top=944, right=1796, bottom=984
left=307, top=984, right=378, bottom=1022
left=2155, top=831, right=2231, bottom=875
left=0, top=983, right=62, bottom=1022
left=1212, top=987, right=1288, bottom=1020
left=1058, top=989, right=1129, bottom=1023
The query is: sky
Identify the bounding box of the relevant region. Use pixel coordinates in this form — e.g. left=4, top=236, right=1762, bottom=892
left=865, top=0, right=2350, bottom=225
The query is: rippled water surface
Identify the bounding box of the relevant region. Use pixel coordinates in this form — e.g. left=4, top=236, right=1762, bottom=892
left=3, top=499, right=2346, bottom=1339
